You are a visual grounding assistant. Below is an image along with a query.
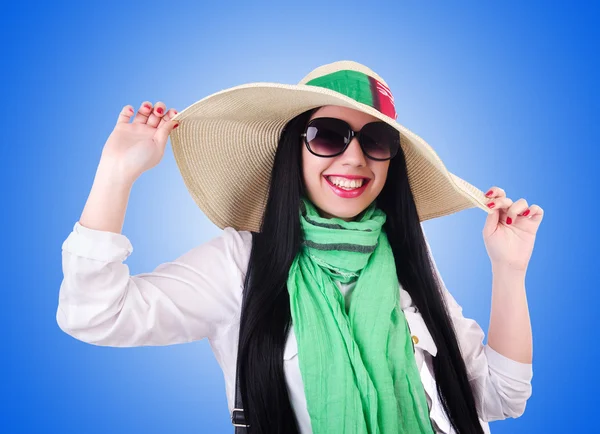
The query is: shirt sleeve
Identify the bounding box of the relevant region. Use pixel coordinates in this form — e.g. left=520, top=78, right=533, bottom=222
left=422, top=228, right=533, bottom=422
left=56, top=221, right=252, bottom=347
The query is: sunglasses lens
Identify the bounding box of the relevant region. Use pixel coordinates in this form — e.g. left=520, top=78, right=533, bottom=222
left=304, top=118, right=348, bottom=156
left=360, top=122, right=400, bottom=160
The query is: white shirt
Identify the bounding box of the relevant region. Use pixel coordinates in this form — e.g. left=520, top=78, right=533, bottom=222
left=56, top=221, right=533, bottom=433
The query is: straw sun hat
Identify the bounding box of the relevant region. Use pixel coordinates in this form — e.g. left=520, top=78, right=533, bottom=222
left=169, top=60, right=493, bottom=232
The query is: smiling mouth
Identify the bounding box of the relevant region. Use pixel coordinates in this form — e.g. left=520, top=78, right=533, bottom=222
left=323, top=175, right=371, bottom=191
left=324, top=175, right=371, bottom=190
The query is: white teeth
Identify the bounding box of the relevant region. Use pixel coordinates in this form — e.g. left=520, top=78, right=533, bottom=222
left=327, top=176, right=365, bottom=189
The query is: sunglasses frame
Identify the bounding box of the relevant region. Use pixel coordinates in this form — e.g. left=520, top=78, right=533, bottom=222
left=300, top=117, right=400, bottom=161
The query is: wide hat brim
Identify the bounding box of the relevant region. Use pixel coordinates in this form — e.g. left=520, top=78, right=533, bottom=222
left=169, top=82, right=492, bottom=233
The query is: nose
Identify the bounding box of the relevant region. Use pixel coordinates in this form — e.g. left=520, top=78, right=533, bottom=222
left=340, top=136, right=368, bottom=167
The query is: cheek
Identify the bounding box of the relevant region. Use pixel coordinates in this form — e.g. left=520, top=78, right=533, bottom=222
left=372, top=163, right=390, bottom=188
left=302, top=151, right=327, bottom=185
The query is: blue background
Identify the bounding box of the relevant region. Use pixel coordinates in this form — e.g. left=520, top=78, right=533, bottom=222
left=3, top=1, right=598, bottom=433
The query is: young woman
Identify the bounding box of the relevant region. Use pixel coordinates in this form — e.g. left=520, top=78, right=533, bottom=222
left=57, top=61, right=542, bottom=434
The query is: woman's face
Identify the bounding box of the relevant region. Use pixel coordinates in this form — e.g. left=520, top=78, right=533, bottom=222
left=301, top=105, right=390, bottom=222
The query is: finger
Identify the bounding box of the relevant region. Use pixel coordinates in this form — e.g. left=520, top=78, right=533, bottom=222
left=155, top=114, right=180, bottom=150
left=484, top=186, right=506, bottom=199
left=158, top=108, right=178, bottom=129
left=524, top=204, right=544, bottom=220
left=133, top=101, right=154, bottom=124
left=484, top=205, right=501, bottom=235
left=116, top=105, right=135, bottom=125
left=506, top=198, right=529, bottom=225
left=147, top=101, right=167, bottom=128
left=485, top=196, right=513, bottom=211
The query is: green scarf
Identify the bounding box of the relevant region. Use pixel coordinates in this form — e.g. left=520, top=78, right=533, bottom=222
left=286, top=197, right=435, bottom=433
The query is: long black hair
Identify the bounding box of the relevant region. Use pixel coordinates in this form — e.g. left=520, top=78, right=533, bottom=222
left=236, top=107, right=485, bottom=433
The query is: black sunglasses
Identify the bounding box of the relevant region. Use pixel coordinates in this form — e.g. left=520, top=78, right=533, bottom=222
left=300, top=117, right=400, bottom=161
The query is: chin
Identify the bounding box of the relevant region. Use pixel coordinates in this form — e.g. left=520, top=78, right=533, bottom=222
left=320, top=202, right=370, bottom=220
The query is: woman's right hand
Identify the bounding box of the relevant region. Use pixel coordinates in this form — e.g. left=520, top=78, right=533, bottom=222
left=100, top=101, right=180, bottom=185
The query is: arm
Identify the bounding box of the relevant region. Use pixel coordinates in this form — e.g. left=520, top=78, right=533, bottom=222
left=440, top=284, right=533, bottom=421
left=422, top=230, right=533, bottom=421
left=78, top=157, right=133, bottom=234
left=58, top=149, right=251, bottom=347
left=56, top=222, right=251, bottom=347
left=487, top=266, right=532, bottom=363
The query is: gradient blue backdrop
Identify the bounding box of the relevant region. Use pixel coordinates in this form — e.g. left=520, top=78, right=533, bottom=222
left=3, top=1, right=598, bottom=433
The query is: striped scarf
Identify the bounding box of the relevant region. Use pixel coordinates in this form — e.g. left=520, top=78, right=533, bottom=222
left=286, top=197, right=434, bottom=433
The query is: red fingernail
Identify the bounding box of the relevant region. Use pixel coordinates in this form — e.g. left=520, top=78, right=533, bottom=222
left=485, top=190, right=493, bottom=197
left=144, top=104, right=152, bottom=109
left=173, top=123, right=179, bottom=129
left=523, top=209, right=530, bottom=216
left=156, top=107, right=164, bottom=114
left=506, top=217, right=512, bottom=225
left=129, top=108, right=134, bottom=113
left=487, top=202, right=495, bottom=208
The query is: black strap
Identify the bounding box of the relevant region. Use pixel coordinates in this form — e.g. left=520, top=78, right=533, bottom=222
left=232, top=366, right=249, bottom=432
left=232, top=234, right=254, bottom=432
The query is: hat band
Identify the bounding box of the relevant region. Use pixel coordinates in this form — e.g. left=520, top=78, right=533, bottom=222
left=305, top=69, right=397, bottom=120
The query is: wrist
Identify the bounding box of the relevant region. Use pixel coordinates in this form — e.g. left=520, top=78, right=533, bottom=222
left=491, top=263, right=527, bottom=280
left=96, top=157, right=136, bottom=189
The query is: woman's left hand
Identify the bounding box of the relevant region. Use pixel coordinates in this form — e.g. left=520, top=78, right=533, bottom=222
left=482, top=186, right=544, bottom=273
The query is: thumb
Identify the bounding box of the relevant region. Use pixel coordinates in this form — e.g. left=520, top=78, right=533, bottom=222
left=482, top=208, right=500, bottom=238
left=155, top=119, right=180, bottom=149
